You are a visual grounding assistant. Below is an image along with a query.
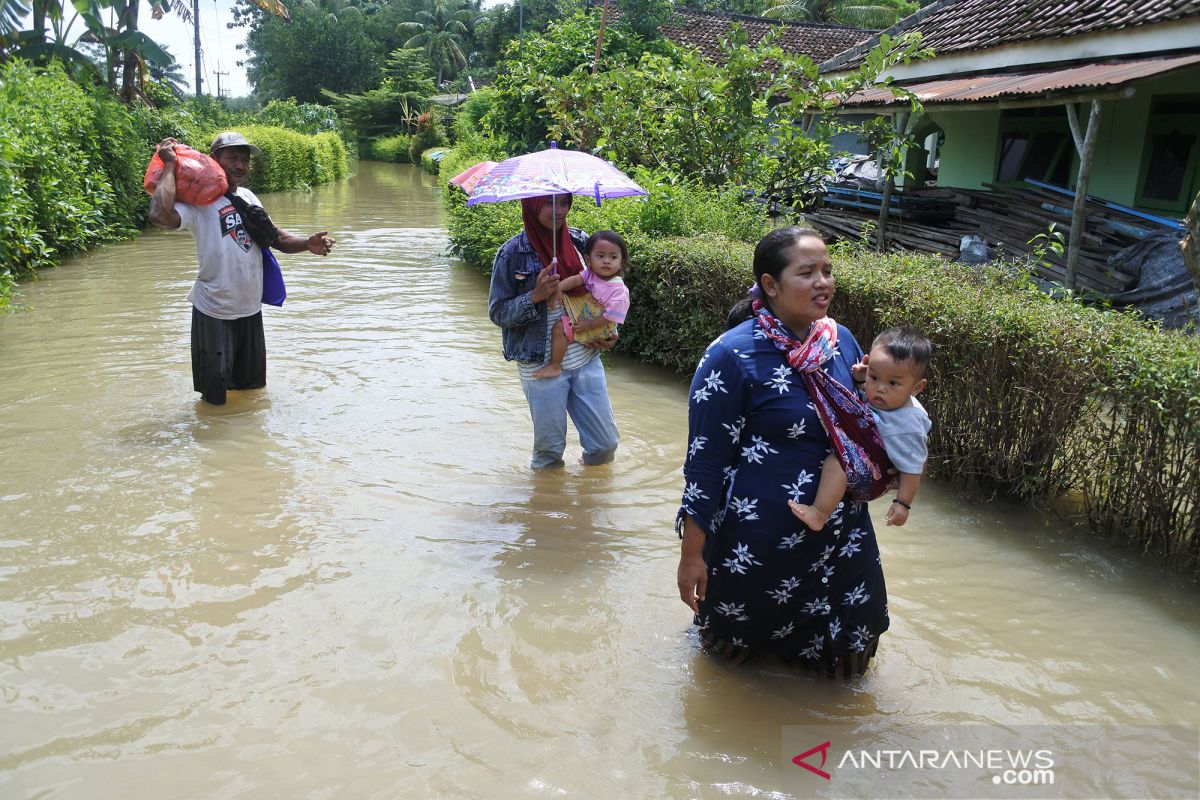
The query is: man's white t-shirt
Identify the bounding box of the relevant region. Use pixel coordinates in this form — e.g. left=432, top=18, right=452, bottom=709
left=175, top=187, right=264, bottom=320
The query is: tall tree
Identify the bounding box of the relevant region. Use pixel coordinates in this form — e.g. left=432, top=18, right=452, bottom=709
left=236, top=0, right=382, bottom=101
left=395, top=0, right=473, bottom=85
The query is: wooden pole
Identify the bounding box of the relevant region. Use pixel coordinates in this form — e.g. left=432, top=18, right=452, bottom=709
left=193, top=0, right=202, bottom=97
left=1064, top=100, right=1102, bottom=291
left=593, top=0, right=610, bottom=75
left=876, top=111, right=910, bottom=252
left=1182, top=189, right=1200, bottom=304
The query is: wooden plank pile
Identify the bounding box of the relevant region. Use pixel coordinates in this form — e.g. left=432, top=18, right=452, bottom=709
left=804, top=181, right=1183, bottom=295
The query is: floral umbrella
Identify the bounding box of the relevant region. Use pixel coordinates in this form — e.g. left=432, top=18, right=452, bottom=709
left=467, top=143, right=646, bottom=207
left=467, top=143, right=646, bottom=260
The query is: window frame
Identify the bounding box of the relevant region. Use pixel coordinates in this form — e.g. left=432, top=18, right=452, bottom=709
left=1134, top=94, right=1200, bottom=215
left=994, top=107, right=1076, bottom=187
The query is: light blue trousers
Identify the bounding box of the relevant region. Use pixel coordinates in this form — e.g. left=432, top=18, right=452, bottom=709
left=520, top=356, right=620, bottom=469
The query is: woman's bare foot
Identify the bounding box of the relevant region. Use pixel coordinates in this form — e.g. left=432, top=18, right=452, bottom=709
left=531, top=364, right=562, bottom=379
left=788, top=499, right=830, bottom=531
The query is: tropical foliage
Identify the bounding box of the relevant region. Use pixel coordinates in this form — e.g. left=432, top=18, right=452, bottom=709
left=396, top=0, right=472, bottom=85
left=480, top=14, right=927, bottom=201
left=0, top=59, right=144, bottom=296
left=238, top=1, right=383, bottom=102
left=762, top=0, right=918, bottom=28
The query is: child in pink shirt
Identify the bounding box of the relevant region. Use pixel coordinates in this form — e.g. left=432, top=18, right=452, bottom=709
left=533, top=230, right=632, bottom=379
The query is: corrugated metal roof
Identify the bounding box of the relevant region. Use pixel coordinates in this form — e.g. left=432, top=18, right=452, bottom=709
left=842, top=53, right=1200, bottom=107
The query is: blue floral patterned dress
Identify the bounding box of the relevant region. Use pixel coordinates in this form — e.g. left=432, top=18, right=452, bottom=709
left=677, top=317, right=889, bottom=668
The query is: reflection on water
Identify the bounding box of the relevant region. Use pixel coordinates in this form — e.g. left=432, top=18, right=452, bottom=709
left=1, top=163, right=1197, bottom=798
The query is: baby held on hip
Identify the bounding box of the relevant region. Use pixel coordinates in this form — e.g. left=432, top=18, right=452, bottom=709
left=532, top=231, right=631, bottom=380
left=789, top=326, right=933, bottom=530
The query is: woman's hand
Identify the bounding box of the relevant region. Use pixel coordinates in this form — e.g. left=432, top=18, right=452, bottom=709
left=531, top=263, right=560, bottom=303
left=584, top=331, right=618, bottom=350
left=885, top=500, right=909, bottom=526
left=677, top=554, right=707, bottom=614
left=677, top=517, right=708, bottom=613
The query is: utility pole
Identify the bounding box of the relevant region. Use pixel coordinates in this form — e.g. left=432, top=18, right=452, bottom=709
left=192, top=0, right=202, bottom=96
left=214, top=69, right=228, bottom=100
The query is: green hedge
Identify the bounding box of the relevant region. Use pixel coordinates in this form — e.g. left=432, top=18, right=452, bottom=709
left=439, top=145, right=1200, bottom=574
left=236, top=125, right=350, bottom=193
left=369, top=134, right=414, bottom=163
left=0, top=60, right=146, bottom=300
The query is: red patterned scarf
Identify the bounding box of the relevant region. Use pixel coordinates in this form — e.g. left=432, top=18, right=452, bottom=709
left=753, top=300, right=892, bottom=502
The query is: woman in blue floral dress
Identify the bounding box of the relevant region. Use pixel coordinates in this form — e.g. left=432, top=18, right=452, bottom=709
left=675, top=227, right=889, bottom=676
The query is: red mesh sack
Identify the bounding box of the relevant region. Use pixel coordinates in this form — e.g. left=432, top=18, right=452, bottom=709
left=143, top=145, right=229, bottom=206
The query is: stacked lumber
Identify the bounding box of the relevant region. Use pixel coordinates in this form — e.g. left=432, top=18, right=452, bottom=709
left=805, top=206, right=974, bottom=258
left=806, top=181, right=1183, bottom=295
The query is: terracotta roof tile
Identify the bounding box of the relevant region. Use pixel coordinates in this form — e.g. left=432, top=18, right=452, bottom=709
left=823, top=0, right=1200, bottom=71
left=594, top=4, right=872, bottom=64
left=656, top=7, right=872, bottom=64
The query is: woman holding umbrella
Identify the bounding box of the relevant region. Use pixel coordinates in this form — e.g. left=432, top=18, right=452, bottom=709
left=487, top=193, right=621, bottom=470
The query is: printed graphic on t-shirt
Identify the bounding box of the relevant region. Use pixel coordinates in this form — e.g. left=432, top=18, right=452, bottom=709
left=218, top=200, right=252, bottom=252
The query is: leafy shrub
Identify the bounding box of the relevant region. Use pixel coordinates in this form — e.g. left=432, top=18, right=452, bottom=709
left=239, top=125, right=350, bottom=192
left=483, top=12, right=664, bottom=153
left=370, top=134, right=414, bottom=163
left=0, top=61, right=144, bottom=303
left=254, top=98, right=342, bottom=136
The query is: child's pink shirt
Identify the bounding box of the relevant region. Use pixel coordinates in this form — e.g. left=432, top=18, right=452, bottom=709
left=582, top=269, right=630, bottom=323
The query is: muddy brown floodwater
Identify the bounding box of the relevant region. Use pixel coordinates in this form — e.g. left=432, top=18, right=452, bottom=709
left=1, top=162, right=1197, bottom=799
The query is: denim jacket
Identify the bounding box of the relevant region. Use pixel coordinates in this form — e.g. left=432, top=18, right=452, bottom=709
left=488, top=227, right=588, bottom=363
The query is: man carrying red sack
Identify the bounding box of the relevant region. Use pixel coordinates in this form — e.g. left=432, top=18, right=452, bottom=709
left=149, top=131, right=336, bottom=405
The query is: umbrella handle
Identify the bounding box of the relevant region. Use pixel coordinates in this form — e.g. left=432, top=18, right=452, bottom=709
left=552, top=194, right=558, bottom=263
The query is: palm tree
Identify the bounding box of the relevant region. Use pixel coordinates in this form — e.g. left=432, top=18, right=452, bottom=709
left=762, top=0, right=916, bottom=29
left=0, top=0, right=30, bottom=45
left=395, top=0, right=472, bottom=86
left=296, top=0, right=362, bottom=23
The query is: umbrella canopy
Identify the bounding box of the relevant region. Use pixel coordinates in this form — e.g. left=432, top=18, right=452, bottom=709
left=466, top=144, right=647, bottom=207
left=448, top=160, right=499, bottom=195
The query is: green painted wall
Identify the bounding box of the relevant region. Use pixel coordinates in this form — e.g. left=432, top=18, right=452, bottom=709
left=924, top=64, right=1200, bottom=215
left=927, top=108, right=1001, bottom=190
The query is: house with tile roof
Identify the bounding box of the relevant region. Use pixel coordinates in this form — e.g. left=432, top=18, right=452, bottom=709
left=822, top=0, right=1200, bottom=216
left=817, top=0, right=1200, bottom=287
left=590, top=3, right=872, bottom=64
left=657, top=7, right=870, bottom=65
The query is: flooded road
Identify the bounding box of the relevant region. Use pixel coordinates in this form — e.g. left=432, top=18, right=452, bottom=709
left=1, top=162, right=1197, bottom=798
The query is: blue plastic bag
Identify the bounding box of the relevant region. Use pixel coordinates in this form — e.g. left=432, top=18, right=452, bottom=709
left=262, top=247, right=286, bottom=306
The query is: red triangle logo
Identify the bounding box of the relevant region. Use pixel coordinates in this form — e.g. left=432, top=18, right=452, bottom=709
left=793, top=740, right=832, bottom=780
